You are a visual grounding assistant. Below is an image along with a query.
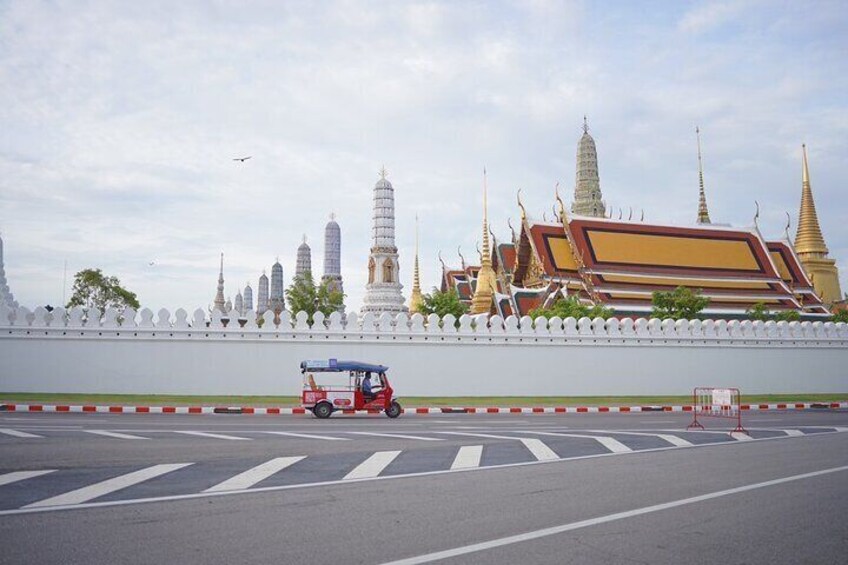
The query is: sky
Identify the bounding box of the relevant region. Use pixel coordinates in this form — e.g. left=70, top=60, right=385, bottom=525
left=1, top=0, right=847, bottom=313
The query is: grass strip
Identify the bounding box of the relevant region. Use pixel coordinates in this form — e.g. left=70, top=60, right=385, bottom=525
left=1, top=392, right=845, bottom=408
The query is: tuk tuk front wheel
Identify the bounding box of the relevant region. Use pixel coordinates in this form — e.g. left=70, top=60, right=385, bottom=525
left=385, top=401, right=402, bottom=419
left=314, top=402, right=333, bottom=419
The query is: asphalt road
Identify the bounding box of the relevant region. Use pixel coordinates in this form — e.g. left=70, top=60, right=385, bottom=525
left=1, top=409, right=846, bottom=564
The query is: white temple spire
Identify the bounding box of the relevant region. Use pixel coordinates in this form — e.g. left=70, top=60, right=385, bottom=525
left=0, top=232, right=19, bottom=309
left=243, top=282, right=253, bottom=313
left=572, top=116, right=606, bottom=218
left=257, top=270, right=270, bottom=315
left=361, top=167, right=407, bottom=315
left=322, top=213, right=345, bottom=313
left=296, top=236, right=312, bottom=279
left=213, top=252, right=226, bottom=313
left=270, top=259, right=285, bottom=314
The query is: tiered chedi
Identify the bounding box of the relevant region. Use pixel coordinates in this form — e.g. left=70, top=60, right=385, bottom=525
left=362, top=168, right=407, bottom=315
left=794, top=145, right=842, bottom=306
left=322, top=214, right=345, bottom=312
left=0, top=234, right=18, bottom=309
left=571, top=117, right=606, bottom=218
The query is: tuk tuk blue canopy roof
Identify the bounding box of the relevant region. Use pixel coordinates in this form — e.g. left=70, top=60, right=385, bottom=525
left=300, top=359, right=388, bottom=373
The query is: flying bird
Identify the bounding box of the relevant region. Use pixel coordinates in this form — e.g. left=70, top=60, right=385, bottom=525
left=233, top=156, right=252, bottom=162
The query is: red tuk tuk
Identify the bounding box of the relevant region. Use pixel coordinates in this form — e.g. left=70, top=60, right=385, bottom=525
left=300, top=359, right=402, bottom=419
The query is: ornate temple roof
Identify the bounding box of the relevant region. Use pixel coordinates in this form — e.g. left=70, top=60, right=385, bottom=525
left=507, top=213, right=830, bottom=317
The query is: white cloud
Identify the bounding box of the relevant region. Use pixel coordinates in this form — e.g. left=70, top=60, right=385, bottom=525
left=1, top=0, right=847, bottom=311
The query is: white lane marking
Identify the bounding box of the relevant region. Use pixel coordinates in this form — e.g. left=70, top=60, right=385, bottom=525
left=525, top=431, right=632, bottom=454
left=729, top=431, right=754, bottom=441
left=379, top=464, right=848, bottom=565
left=0, top=428, right=43, bottom=438
left=781, top=429, right=804, bottom=437
left=204, top=457, right=306, bottom=493
left=0, top=470, right=56, bottom=487
left=85, top=430, right=149, bottom=440
left=263, top=431, right=349, bottom=441
left=519, top=438, right=559, bottom=461
left=344, top=451, right=402, bottom=480
left=176, top=431, right=251, bottom=441
left=25, top=463, right=193, bottom=508
left=451, top=446, right=483, bottom=470
left=349, top=432, right=443, bottom=442
left=0, top=428, right=839, bottom=517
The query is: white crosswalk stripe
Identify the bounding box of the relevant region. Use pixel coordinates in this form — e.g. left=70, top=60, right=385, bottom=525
left=25, top=463, right=193, bottom=508
left=451, top=446, right=483, bottom=470
left=263, top=431, right=349, bottom=441
left=0, top=428, right=43, bottom=438
left=344, top=451, right=401, bottom=480
left=85, top=430, right=149, bottom=440
left=204, top=457, right=306, bottom=492
left=519, top=438, right=560, bottom=461
left=176, top=431, right=251, bottom=441
left=348, top=432, right=443, bottom=442
left=729, top=431, right=754, bottom=441
left=526, top=431, right=633, bottom=454
left=436, top=432, right=561, bottom=461
left=0, top=470, right=56, bottom=487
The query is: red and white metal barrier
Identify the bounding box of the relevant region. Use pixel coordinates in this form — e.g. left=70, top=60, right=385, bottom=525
left=687, top=387, right=747, bottom=434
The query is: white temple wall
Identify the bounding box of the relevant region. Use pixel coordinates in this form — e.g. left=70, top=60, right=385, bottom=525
left=0, top=307, right=846, bottom=397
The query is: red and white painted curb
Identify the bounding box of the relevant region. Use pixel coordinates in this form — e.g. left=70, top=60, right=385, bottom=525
left=1, top=401, right=845, bottom=415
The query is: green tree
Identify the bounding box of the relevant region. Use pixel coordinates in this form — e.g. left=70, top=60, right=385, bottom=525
left=66, top=268, right=140, bottom=312
left=419, top=288, right=469, bottom=319
left=529, top=295, right=613, bottom=320
left=285, top=272, right=345, bottom=323
left=746, top=301, right=771, bottom=321
left=773, top=310, right=801, bottom=322
left=651, top=286, right=708, bottom=320
left=831, top=309, right=848, bottom=323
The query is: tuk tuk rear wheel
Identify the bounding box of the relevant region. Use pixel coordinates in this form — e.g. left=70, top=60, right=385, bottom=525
left=314, top=402, right=333, bottom=419
left=385, top=401, right=402, bottom=418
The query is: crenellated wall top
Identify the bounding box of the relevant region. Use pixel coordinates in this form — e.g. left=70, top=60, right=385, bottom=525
left=0, top=305, right=846, bottom=345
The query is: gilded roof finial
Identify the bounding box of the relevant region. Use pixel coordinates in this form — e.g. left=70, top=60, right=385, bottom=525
left=517, top=189, right=527, bottom=221
left=640, top=209, right=645, bottom=222
left=753, top=200, right=760, bottom=228
left=554, top=181, right=565, bottom=222
left=696, top=126, right=712, bottom=224
left=457, top=246, right=466, bottom=270
left=438, top=250, right=446, bottom=272
left=784, top=211, right=792, bottom=241
left=628, top=207, right=633, bottom=221
left=794, top=144, right=828, bottom=255
left=507, top=217, right=517, bottom=245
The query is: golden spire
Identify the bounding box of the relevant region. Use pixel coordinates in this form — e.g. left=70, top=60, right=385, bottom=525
left=471, top=168, right=497, bottom=314
left=696, top=126, right=711, bottom=224
left=793, top=144, right=842, bottom=306
left=409, top=214, right=424, bottom=314
left=794, top=144, right=828, bottom=256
